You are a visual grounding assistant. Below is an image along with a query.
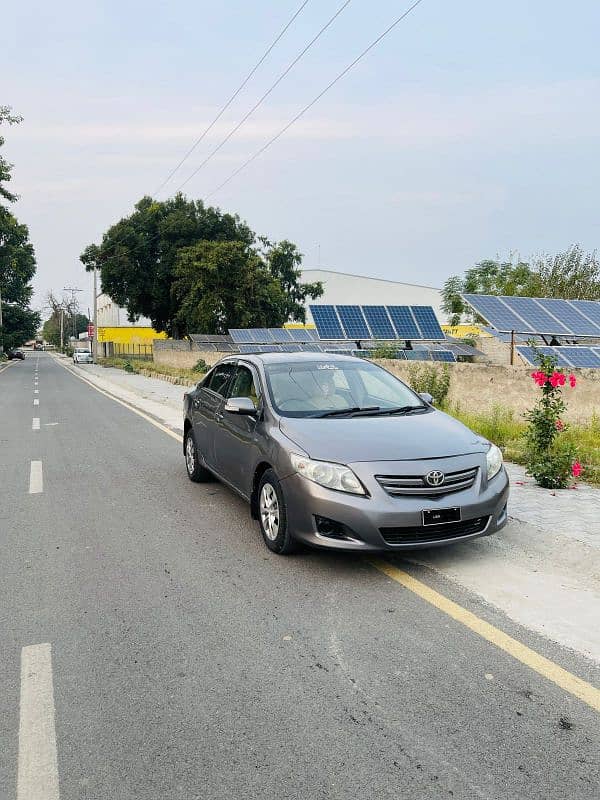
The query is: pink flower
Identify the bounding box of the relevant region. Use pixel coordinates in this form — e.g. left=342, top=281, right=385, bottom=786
left=557, top=373, right=566, bottom=386
left=555, top=419, right=564, bottom=431
left=571, top=461, right=582, bottom=478
left=549, top=371, right=562, bottom=388
left=531, top=371, right=548, bottom=386
left=569, top=374, right=577, bottom=388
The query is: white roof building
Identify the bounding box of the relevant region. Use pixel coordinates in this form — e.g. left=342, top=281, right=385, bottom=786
left=300, top=269, right=443, bottom=322
left=96, top=294, right=152, bottom=327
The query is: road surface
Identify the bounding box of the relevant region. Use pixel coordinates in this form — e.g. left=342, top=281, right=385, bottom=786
left=1, top=353, right=599, bottom=799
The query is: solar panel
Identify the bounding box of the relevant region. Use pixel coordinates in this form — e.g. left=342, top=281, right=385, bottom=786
left=535, top=299, right=600, bottom=336
left=336, top=305, right=371, bottom=339
left=311, top=305, right=345, bottom=339
left=362, top=306, right=396, bottom=339
left=229, top=329, right=256, bottom=344
left=559, top=347, right=600, bottom=368
left=516, top=345, right=600, bottom=368
left=404, top=349, right=431, bottom=361
left=269, top=328, right=293, bottom=342
left=431, top=350, right=457, bottom=363
left=387, top=306, right=421, bottom=339
left=287, top=328, right=311, bottom=342
left=463, top=295, right=536, bottom=333
left=465, top=294, right=600, bottom=336
left=411, top=307, right=445, bottom=339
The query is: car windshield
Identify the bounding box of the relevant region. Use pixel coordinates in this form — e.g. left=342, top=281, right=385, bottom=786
left=264, top=360, right=426, bottom=418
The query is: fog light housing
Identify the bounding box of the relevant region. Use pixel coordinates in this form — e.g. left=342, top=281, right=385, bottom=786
left=314, top=515, right=357, bottom=540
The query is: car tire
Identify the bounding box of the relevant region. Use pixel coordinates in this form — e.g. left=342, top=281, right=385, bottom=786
left=258, top=469, right=297, bottom=555
left=184, top=428, right=211, bottom=482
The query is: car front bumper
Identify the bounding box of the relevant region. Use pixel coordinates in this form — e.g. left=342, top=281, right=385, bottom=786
left=280, top=455, right=510, bottom=552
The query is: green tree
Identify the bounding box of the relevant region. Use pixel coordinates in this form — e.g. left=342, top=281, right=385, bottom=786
left=529, top=244, right=600, bottom=300
left=173, top=240, right=289, bottom=335
left=261, top=238, right=323, bottom=323
left=80, top=194, right=254, bottom=335
left=0, top=105, right=23, bottom=205
left=0, top=107, right=38, bottom=351
left=1, top=303, right=40, bottom=349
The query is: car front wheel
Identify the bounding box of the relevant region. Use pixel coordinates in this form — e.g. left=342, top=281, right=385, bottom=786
left=258, top=469, right=297, bottom=554
left=184, top=428, right=211, bottom=482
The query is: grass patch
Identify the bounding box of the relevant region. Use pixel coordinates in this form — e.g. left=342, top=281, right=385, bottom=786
left=445, top=404, right=600, bottom=486
left=99, top=357, right=205, bottom=384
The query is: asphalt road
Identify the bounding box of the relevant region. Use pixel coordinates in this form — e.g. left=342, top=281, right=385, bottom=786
left=1, top=352, right=599, bottom=799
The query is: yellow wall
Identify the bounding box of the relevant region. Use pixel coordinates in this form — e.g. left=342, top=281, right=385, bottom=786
left=442, top=324, right=490, bottom=338
left=97, top=326, right=167, bottom=344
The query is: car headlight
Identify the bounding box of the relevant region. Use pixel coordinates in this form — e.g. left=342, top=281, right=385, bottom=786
left=290, top=453, right=365, bottom=495
left=486, top=443, right=503, bottom=480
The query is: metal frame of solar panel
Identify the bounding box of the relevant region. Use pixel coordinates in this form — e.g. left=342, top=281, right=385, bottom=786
left=464, top=294, right=600, bottom=337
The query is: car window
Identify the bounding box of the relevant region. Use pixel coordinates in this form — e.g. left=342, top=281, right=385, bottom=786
left=228, top=365, right=261, bottom=407
left=359, top=370, right=404, bottom=404
left=204, top=363, right=235, bottom=397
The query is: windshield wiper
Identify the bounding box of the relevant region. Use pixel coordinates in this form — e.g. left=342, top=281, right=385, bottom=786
left=315, top=406, right=380, bottom=418
left=352, top=405, right=427, bottom=417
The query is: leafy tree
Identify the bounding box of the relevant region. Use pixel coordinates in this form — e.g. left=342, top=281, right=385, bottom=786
left=0, top=303, right=40, bottom=349
left=0, top=105, right=23, bottom=205
left=80, top=195, right=254, bottom=335
left=260, top=238, right=323, bottom=323
left=0, top=107, right=38, bottom=351
left=42, top=291, right=88, bottom=348
left=173, top=241, right=289, bottom=334
left=529, top=244, right=600, bottom=300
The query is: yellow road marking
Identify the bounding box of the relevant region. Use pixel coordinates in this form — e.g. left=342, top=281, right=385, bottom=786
left=52, top=357, right=183, bottom=444
left=371, top=559, right=600, bottom=713
left=0, top=361, right=15, bottom=374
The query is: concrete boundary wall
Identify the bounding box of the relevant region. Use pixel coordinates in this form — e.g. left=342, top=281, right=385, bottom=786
left=374, top=360, right=600, bottom=424
left=152, top=341, right=600, bottom=423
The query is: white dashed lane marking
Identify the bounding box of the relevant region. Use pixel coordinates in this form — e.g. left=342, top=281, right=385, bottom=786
left=17, top=643, right=60, bottom=800
left=34, top=399, right=39, bottom=406
left=32, top=419, right=40, bottom=431
left=29, top=462, right=43, bottom=494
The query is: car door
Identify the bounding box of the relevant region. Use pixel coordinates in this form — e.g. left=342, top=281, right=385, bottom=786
left=213, top=363, right=263, bottom=496
left=191, top=362, right=236, bottom=469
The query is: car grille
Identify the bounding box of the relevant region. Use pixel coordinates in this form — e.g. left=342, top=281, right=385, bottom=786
left=379, top=516, right=489, bottom=545
left=375, top=467, right=478, bottom=497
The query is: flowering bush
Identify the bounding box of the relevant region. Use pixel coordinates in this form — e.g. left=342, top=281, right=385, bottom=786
left=524, top=349, right=580, bottom=488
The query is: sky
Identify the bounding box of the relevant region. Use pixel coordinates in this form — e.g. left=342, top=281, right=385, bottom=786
left=3, top=0, right=600, bottom=320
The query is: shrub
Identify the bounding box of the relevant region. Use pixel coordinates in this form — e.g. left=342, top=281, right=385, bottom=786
left=524, top=348, right=579, bottom=488
left=371, top=342, right=401, bottom=360
left=407, top=363, right=451, bottom=406
left=122, top=359, right=139, bottom=374
left=192, top=358, right=208, bottom=373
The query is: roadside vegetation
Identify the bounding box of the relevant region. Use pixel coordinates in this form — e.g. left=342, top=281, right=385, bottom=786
left=99, top=356, right=208, bottom=384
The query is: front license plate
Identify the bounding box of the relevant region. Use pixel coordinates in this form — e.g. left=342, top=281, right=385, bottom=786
left=422, top=507, right=461, bottom=526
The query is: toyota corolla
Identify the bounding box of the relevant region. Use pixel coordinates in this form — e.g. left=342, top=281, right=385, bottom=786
left=183, top=352, right=509, bottom=554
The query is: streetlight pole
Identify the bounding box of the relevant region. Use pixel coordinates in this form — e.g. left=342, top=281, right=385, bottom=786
left=93, top=268, right=98, bottom=360
left=0, top=285, right=3, bottom=354
left=63, top=286, right=83, bottom=348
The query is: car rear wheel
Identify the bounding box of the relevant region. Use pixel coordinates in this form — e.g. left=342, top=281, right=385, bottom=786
left=184, top=428, right=211, bottom=482
left=258, top=469, right=297, bottom=554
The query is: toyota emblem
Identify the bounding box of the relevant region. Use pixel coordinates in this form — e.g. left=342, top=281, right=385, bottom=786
left=425, top=470, right=445, bottom=487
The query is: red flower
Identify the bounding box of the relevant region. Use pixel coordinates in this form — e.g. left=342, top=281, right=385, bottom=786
left=557, top=373, right=566, bottom=386
left=531, top=371, right=547, bottom=386
left=549, top=372, right=560, bottom=387
left=555, top=419, right=564, bottom=431
left=571, top=461, right=582, bottom=478
left=569, top=374, right=577, bottom=388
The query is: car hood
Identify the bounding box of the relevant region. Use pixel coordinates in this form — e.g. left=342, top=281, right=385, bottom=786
left=279, top=410, right=486, bottom=463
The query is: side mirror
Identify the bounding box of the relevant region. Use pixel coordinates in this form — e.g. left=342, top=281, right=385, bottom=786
left=419, top=392, right=435, bottom=405
left=225, top=396, right=258, bottom=416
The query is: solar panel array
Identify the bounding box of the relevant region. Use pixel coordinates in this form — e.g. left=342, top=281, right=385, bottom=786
left=229, top=327, right=318, bottom=344
left=516, top=346, right=600, bottom=369
left=309, top=304, right=445, bottom=341
left=463, top=294, right=600, bottom=336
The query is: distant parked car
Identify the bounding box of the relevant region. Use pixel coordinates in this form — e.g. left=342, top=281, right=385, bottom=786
left=7, top=349, right=25, bottom=360
left=73, top=350, right=93, bottom=364
left=182, top=352, right=509, bottom=555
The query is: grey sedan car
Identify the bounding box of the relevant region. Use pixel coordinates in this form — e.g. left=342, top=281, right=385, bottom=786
left=183, top=353, right=509, bottom=554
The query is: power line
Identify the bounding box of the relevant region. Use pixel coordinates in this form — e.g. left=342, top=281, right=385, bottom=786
left=154, top=0, right=311, bottom=196
left=176, top=0, right=353, bottom=193
left=206, top=0, right=425, bottom=200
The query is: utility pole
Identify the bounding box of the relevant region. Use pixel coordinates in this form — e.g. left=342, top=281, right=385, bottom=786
left=93, top=268, right=98, bottom=361
left=60, top=307, right=64, bottom=350
left=0, top=285, right=3, bottom=354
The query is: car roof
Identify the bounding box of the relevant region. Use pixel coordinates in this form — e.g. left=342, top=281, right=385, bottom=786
left=218, top=351, right=360, bottom=367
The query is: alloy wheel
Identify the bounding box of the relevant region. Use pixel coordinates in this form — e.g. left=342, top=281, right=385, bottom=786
left=260, top=483, right=280, bottom=541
